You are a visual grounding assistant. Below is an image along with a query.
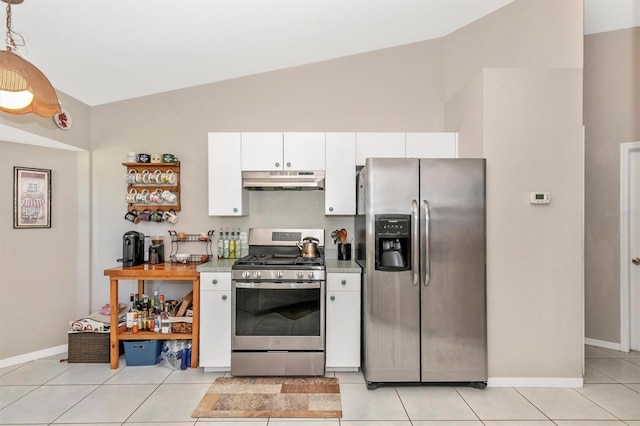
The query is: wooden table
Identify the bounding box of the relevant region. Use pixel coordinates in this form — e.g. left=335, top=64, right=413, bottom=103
left=104, top=262, right=200, bottom=369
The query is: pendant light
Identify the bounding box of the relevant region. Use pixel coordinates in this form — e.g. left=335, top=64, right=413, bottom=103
left=0, top=0, right=60, bottom=117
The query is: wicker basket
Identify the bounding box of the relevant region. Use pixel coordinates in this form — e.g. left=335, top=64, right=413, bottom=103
left=68, top=332, right=122, bottom=363
left=170, top=321, right=192, bottom=334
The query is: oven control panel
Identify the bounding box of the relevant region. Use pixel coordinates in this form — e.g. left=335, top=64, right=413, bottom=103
left=233, top=269, right=325, bottom=281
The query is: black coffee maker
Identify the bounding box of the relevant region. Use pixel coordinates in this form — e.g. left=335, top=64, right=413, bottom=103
left=120, top=231, right=145, bottom=267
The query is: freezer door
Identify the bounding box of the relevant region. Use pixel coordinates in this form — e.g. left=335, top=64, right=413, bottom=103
left=420, top=158, right=487, bottom=383
left=362, top=158, right=421, bottom=383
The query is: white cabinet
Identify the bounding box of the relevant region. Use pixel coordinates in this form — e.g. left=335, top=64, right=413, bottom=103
left=355, top=132, right=405, bottom=166
left=200, top=272, right=231, bottom=371
left=241, top=132, right=283, bottom=171
left=405, top=132, right=458, bottom=158
left=208, top=133, right=248, bottom=216
left=284, top=132, right=325, bottom=170
left=241, top=132, right=325, bottom=171
left=325, top=133, right=356, bottom=215
left=326, top=272, right=361, bottom=371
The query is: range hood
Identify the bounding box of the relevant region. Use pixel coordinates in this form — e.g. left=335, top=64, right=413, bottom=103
left=242, top=170, right=325, bottom=191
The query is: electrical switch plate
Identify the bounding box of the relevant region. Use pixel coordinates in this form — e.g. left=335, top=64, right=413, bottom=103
left=530, top=192, right=551, bottom=204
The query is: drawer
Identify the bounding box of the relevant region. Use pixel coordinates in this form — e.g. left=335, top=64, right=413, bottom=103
left=327, top=272, right=360, bottom=292
left=200, top=272, right=231, bottom=291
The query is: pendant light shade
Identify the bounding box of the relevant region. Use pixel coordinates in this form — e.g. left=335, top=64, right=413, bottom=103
left=0, top=50, right=60, bottom=117
left=0, top=0, right=61, bottom=118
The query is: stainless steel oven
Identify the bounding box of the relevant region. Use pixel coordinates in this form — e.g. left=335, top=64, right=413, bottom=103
left=230, top=228, right=326, bottom=376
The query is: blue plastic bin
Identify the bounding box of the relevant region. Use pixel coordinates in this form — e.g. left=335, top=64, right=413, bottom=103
left=123, top=340, right=162, bottom=366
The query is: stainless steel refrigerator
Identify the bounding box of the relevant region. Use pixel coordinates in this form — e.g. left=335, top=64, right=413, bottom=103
left=357, top=158, right=487, bottom=389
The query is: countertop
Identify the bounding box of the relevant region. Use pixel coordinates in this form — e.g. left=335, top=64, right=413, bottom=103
left=196, top=258, right=361, bottom=273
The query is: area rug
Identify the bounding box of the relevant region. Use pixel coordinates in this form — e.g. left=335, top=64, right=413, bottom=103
left=191, top=376, right=342, bottom=418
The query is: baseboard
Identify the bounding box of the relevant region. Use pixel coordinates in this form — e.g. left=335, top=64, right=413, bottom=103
left=488, top=377, right=583, bottom=388
left=584, top=337, right=622, bottom=351
left=0, top=345, right=68, bottom=369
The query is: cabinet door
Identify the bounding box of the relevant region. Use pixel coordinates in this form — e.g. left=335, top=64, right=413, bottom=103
left=200, top=272, right=232, bottom=371
left=208, top=133, right=248, bottom=216
left=241, top=132, right=283, bottom=171
left=356, top=132, right=405, bottom=166
left=326, top=290, right=360, bottom=370
left=283, top=132, right=325, bottom=170
left=405, top=132, right=458, bottom=158
left=325, top=133, right=356, bottom=215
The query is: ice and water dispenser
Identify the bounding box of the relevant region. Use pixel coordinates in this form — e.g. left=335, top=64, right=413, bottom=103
left=375, top=215, right=411, bottom=271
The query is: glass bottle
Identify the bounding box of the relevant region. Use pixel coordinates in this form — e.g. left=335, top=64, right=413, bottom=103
left=229, top=229, right=236, bottom=259
left=217, top=229, right=225, bottom=259
left=223, top=228, right=230, bottom=259
left=126, top=293, right=135, bottom=331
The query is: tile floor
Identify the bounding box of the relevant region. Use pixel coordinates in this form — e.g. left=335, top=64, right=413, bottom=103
left=0, top=345, right=638, bottom=425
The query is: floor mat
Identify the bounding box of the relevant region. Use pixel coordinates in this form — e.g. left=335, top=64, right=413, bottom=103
left=191, top=376, right=342, bottom=418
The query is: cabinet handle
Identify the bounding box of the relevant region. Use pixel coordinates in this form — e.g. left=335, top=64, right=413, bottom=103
left=286, top=162, right=291, bottom=167
left=329, top=207, right=334, bottom=212
left=233, top=207, right=238, bottom=213
left=330, top=295, right=335, bottom=301
left=212, top=279, right=217, bottom=285
left=341, top=280, right=346, bottom=285
left=275, top=162, right=280, bottom=167
left=222, top=295, right=227, bottom=301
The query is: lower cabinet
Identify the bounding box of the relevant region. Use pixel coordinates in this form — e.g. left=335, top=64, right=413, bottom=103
left=326, top=272, right=361, bottom=371
left=200, top=272, right=231, bottom=371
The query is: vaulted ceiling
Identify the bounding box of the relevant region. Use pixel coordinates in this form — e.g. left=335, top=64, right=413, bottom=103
left=3, top=0, right=639, bottom=107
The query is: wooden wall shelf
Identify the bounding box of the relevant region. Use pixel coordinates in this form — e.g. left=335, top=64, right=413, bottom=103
left=123, top=161, right=181, bottom=213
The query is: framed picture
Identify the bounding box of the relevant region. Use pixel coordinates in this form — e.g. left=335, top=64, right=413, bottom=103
left=13, top=167, right=51, bottom=229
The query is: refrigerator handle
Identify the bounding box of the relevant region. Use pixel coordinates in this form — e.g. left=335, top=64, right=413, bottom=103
left=423, top=199, right=431, bottom=287
left=412, top=199, right=419, bottom=287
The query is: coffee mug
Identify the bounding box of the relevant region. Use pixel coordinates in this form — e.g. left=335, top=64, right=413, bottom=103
left=125, top=188, right=137, bottom=203
left=150, top=153, right=162, bottom=163
left=160, top=170, right=175, bottom=184
left=151, top=209, right=164, bottom=222
left=161, top=190, right=177, bottom=203
left=139, top=209, right=153, bottom=221
left=137, top=153, right=150, bottom=163
left=135, top=171, right=144, bottom=183
left=150, top=189, right=163, bottom=203
left=162, top=153, right=176, bottom=163
left=125, top=169, right=137, bottom=184
left=162, top=209, right=178, bottom=224
left=127, top=152, right=137, bottom=163
left=135, top=188, right=150, bottom=204
left=148, top=169, right=161, bottom=184
left=124, top=210, right=140, bottom=224
left=141, top=169, right=150, bottom=184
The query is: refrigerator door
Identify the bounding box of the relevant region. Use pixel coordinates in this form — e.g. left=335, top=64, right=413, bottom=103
left=419, top=158, right=487, bottom=383
left=363, top=158, right=421, bottom=383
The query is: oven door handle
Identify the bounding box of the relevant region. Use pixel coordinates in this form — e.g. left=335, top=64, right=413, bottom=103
left=234, top=282, right=321, bottom=290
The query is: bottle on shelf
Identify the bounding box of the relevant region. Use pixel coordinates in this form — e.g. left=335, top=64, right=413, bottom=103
left=126, top=293, right=135, bottom=331
left=153, top=290, right=160, bottom=309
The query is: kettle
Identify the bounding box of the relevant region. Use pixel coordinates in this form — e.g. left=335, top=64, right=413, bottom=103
left=296, top=237, right=321, bottom=258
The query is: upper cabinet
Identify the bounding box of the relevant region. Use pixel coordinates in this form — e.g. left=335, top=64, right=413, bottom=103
left=355, top=132, right=405, bottom=166
left=405, top=132, right=458, bottom=158
left=325, top=133, right=356, bottom=215
left=241, top=132, right=325, bottom=171
left=283, top=132, right=325, bottom=170
left=208, top=133, right=249, bottom=216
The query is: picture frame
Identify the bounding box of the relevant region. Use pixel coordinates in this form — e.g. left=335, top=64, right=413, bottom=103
left=13, top=167, right=52, bottom=229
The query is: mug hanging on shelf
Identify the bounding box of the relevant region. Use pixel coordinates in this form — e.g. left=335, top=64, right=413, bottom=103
left=124, top=210, right=140, bottom=224
left=135, top=188, right=150, bottom=204
left=125, top=169, right=137, bottom=184
left=161, top=190, right=177, bottom=203
left=125, top=188, right=137, bottom=203
left=150, top=189, right=163, bottom=203
left=162, top=209, right=178, bottom=224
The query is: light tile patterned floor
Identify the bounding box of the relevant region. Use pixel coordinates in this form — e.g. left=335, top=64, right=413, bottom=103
left=0, top=345, right=637, bottom=425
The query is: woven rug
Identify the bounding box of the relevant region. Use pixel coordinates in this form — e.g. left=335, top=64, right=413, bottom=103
left=192, top=376, right=342, bottom=418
